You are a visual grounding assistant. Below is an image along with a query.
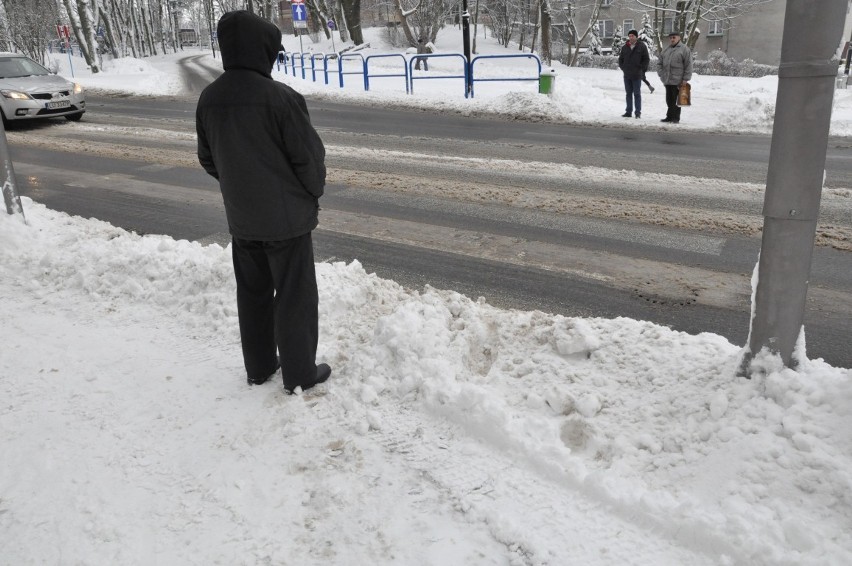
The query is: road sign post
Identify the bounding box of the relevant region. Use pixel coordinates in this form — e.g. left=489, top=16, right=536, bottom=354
left=292, top=0, right=307, bottom=52
left=328, top=20, right=336, bottom=53
left=56, top=24, right=74, bottom=77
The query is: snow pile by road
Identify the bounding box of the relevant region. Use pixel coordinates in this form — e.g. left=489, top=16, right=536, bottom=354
left=49, top=26, right=852, bottom=137
left=1, top=199, right=850, bottom=564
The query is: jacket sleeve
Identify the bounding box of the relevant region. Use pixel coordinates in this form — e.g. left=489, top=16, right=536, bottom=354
left=656, top=49, right=664, bottom=79
left=618, top=46, right=625, bottom=70
left=682, top=47, right=693, bottom=82
left=641, top=43, right=650, bottom=73
left=195, top=108, right=219, bottom=180
left=282, top=93, right=326, bottom=198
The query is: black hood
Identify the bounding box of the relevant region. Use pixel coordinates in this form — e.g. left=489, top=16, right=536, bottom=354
left=217, top=10, right=281, bottom=76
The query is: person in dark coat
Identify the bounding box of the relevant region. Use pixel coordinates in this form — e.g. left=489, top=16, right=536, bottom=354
left=196, top=10, right=331, bottom=394
left=618, top=29, right=650, bottom=118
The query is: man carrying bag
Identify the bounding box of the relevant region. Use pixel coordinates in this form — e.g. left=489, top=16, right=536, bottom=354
left=657, top=30, right=693, bottom=123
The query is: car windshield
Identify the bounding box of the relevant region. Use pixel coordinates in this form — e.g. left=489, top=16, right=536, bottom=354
left=0, top=57, right=50, bottom=79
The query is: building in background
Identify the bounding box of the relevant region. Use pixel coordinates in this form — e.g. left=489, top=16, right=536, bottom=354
left=574, top=0, right=852, bottom=65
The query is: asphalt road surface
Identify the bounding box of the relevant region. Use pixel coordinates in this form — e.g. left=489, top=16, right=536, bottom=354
left=5, top=65, right=851, bottom=367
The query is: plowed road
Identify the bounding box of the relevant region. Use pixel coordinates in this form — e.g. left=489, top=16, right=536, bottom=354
left=6, top=91, right=852, bottom=367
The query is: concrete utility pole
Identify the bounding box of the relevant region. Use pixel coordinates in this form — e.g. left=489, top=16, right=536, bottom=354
left=741, top=0, right=848, bottom=374
left=1, top=121, right=26, bottom=221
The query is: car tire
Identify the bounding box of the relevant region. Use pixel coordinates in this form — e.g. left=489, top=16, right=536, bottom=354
left=65, top=111, right=84, bottom=122
left=1, top=110, right=8, bottom=129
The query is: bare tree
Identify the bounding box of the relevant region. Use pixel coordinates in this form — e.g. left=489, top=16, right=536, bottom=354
left=59, top=0, right=101, bottom=71
left=215, top=0, right=243, bottom=13
left=486, top=0, right=523, bottom=47
left=633, top=0, right=774, bottom=49
left=394, top=0, right=452, bottom=49
left=98, top=3, right=122, bottom=57
left=567, top=0, right=607, bottom=66
left=2, top=0, right=59, bottom=62
left=0, top=1, right=13, bottom=52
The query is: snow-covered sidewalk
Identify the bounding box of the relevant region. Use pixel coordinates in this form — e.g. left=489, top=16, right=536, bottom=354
left=1, top=201, right=850, bottom=564
left=3, top=24, right=850, bottom=565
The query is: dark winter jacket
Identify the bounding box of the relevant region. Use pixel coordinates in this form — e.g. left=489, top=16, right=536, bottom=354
left=618, top=40, right=649, bottom=80
left=196, top=10, right=326, bottom=241
left=657, top=40, right=693, bottom=86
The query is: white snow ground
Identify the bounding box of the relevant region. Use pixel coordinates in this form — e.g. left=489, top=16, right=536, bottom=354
left=1, top=26, right=851, bottom=566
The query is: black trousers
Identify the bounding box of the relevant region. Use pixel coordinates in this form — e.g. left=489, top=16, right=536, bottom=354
left=665, top=85, right=681, bottom=121
left=231, top=233, right=318, bottom=388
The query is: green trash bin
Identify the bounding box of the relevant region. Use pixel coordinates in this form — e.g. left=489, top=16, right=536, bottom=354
left=539, top=69, right=557, bottom=96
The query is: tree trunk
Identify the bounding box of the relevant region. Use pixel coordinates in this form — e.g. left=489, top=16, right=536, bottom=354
left=336, top=3, right=349, bottom=43
left=64, top=0, right=100, bottom=72
left=471, top=0, right=480, bottom=53
left=141, top=0, right=157, bottom=55
left=530, top=0, right=540, bottom=54
left=129, top=0, right=144, bottom=56
left=394, top=1, right=417, bottom=47
left=156, top=0, right=168, bottom=55
left=308, top=0, right=333, bottom=40
left=539, top=0, right=551, bottom=65
left=341, top=0, right=363, bottom=45
left=569, top=0, right=604, bottom=66
left=99, top=5, right=121, bottom=58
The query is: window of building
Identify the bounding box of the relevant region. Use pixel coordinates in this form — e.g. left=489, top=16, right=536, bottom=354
left=597, top=19, right=615, bottom=38
left=623, top=19, right=634, bottom=33
left=707, top=20, right=724, bottom=36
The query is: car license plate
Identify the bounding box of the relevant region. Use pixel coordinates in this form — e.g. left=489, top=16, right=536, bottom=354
left=46, top=100, right=70, bottom=109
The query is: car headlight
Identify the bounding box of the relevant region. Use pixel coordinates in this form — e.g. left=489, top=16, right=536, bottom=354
left=73, top=83, right=83, bottom=94
left=0, top=89, right=32, bottom=100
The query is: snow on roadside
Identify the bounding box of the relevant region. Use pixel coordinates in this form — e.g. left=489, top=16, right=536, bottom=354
left=48, top=26, right=852, bottom=138
left=2, top=199, right=850, bottom=564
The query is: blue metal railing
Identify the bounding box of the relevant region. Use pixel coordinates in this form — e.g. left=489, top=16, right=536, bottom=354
left=407, top=53, right=470, bottom=98
left=275, top=50, right=543, bottom=99
left=365, top=54, right=409, bottom=93
left=469, top=54, right=542, bottom=98
left=310, top=53, right=326, bottom=82
left=323, top=54, right=339, bottom=85
left=291, top=52, right=308, bottom=80
left=338, top=53, right=367, bottom=88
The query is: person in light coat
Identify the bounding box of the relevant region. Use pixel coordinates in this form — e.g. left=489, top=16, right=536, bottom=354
left=657, top=31, right=693, bottom=123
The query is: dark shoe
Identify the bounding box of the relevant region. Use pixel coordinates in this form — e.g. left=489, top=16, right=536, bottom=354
left=649, top=86, right=655, bottom=93
left=670, top=119, right=680, bottom=124
left=622, top=112, right=632, bottom=117
left=635, top=112, right=641, bottom=118
left=247, top=361, right=280, bottom=386
left=285, top=363, right=332, bottom=395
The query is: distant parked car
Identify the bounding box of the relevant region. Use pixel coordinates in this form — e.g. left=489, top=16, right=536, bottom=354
left=0, top=53, right=85, bottom=126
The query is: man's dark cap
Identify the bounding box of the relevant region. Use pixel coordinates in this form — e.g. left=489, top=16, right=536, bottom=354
left=668, top=31, right=682, bottom=37
left=627, top=29, right=638, bottom=37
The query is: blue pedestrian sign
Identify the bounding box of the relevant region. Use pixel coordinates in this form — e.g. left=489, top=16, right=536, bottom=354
left=292, top=2, right=307, bottom=29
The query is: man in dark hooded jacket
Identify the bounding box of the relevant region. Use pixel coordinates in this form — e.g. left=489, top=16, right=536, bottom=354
left=196, top=10, right=331, bottom=394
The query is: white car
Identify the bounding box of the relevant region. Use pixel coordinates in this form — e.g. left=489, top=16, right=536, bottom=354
left=0, top=53, right=85, bottom=126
